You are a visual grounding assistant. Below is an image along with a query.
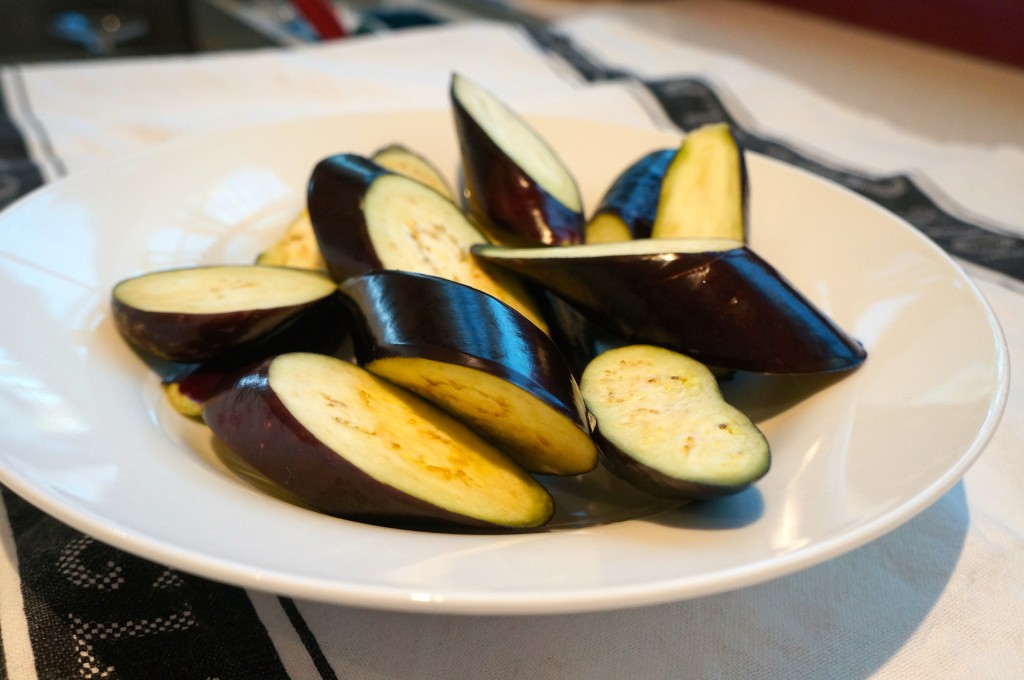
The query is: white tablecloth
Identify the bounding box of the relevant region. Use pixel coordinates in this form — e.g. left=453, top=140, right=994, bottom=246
left=1, top=9, right=1022, bottom=679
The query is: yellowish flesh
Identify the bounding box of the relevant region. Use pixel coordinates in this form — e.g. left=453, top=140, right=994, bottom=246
left=372, top=146, right=452, bottom=199
left=652, top=123, right=744, bottom=241
left=369, top=357, right=597, bottom=476
left=453, top=75, right=581, bottom=212
left=581, top=345, right=768, bottom=487
left=475, top=237, right=741, bottom=260
left=584, top=213, right=632, bottom=244
left=162, top=382, right=203, bottom=419
left=256, top=210, right=327, bottom=271
left=270, top=354, right=553, bottom=527
left=364, top=174, right=548, bottom=332
left=114, top=265, right=336, bottom=314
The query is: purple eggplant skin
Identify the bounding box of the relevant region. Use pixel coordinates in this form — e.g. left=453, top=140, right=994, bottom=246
left=111, top=271, right=337, bottom=364
left=340, top=270, right=586, bottom=422
left=450, top=81, right=584, bottom=247
left=202, top=357, right=547, bottom=531
left=595, top=425, right=761, bottom=500
left=539, top=292, right=628, bottom=379
left=164, top=295, right=353, bottom=412
left=586, top=148, right=674, bottom=243
left=307, top=153, right=390, bottom=282
left=338, top=270, right=597, bottom=474
left=472, top=243, right=866, bottom=375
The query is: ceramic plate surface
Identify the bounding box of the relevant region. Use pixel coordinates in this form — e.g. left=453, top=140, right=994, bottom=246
left=0, top=111, right=1008, bottom=614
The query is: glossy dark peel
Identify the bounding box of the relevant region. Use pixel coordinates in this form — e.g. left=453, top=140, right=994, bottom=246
left=307, top=153, right=391, bottom=282
left=451, top=73, right=584, bottom=246
left=340, top=270, right=598, bottom=475
left=586, top=148, right=674, bottom=243
left=473, top=240, right=866, bottom=374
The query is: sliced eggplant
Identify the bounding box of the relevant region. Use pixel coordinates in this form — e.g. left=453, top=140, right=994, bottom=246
left=307, top=153, right=548, bottom=331
left=585, top=148, right=674, bottom=243
left=255, top=209, right=327, bottom=271
left=472, top=239, right=866, bottom=374
left=339, top=270, right=598, bottom=476
left=581, top=345, right=770, bottom=499
left=450, top=73, right=584, bottom=246
left=370, top=143, right=453, bottom=199
left=652, top=123, right=747, bottom=242
left=111, top=265, right=338, bottom=363
left=202, top=352, right=554, bottom=530
left=161, top=294, right=353, bottom=417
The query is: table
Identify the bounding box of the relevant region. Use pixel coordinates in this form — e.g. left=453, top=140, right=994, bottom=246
left=1, top=1, right=1022, bottom=677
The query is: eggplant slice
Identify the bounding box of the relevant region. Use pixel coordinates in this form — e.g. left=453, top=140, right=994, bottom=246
left=308, top=153, right=548, bottom=332
left=652, top=123, right=748, bottom=242
left=370, top=143, right=453, bottom=199
left=111, top=265, right=338, bottom=362
left=255, top=209, right=327, bottom=271
left=586, top=148, right=674, bottom=243
left=203, top=353, right=554, bottom=530
left=472, top=238, right=866, bottom=374
left=581, top=345, right=770, bottom=499
left=451, top=73, right=584, bottom=246
left=340, top=270, right=598, bottom=476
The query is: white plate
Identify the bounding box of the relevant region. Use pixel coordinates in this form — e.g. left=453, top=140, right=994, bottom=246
left=0, top=111, right=1008, bottom=615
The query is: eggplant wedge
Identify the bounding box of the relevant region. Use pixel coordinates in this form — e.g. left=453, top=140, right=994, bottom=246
left=581, top=345, right=769, bottom=499
left=161, top=294, right=352, bottom=417
left=652, top=123, right=748, bottom=242
left=340, top=270, right=598, bottom=476
left=450, top=73, right=584, bottom=246
left=255, top=209, right=327, bottom=271
left=202, top=352, right=554, bottom=530
left=111, top=265, right=338, bottom=363
left=585, top=148, right=674, bottom=244
left=370, top=143, right=453, bottom=199
left=307, top=153, right=548, bottom=331
left=472, top=239, right=866, bottom=374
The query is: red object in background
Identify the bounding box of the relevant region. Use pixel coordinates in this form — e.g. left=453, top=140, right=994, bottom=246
left=288, top=0, right=347, bottom=40
left=750, top=0, right=1024, bottom=69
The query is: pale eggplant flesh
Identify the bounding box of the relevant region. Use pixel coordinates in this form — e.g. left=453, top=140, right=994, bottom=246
left=111, top=265, right=338, bottom=363
left=652, top=123, right=748, bottom=242
left=339, top=270, right=598, bottom=476
left=581, top=344, right=770, bottom=499
left=307, top=152, right=548, bottom=331
left=450, top=73, right=584, bottom=246
left=254, top=209, right=327, bottom=271
left=472, top=239, right=866, bottom=375
left=370, top=143, right=453, bottom=199
left=202, top=352, right=555, bottom=531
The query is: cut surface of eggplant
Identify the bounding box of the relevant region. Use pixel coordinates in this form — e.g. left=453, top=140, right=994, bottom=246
left=340, top=269, right=597, bottom=476
left=255, top=210, right=326, bottom=271
left=652, top=123, right=747, bottom=242
left=451, top=73, right=584, bottom=246
left=371, top=144, right=453, bottom=199
left=111, top=265, right=338, bottom=362
left=472, top=239, right=866, bottom=374
left=203, top=353, right=554, bottom=530
left=586, top=148, right=674, bottom=244
left=308, top=154, right=548, bottom=332
left=369, top=358, right=597, bottom=476
left=581, top=345, right=770, bottom=499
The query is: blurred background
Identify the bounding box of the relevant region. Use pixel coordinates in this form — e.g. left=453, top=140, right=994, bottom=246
left=1, top=0, right=1021, bottom=68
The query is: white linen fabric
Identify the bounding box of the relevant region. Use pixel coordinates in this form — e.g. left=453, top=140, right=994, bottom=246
left=1, top=16, right=1022, bottom=679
